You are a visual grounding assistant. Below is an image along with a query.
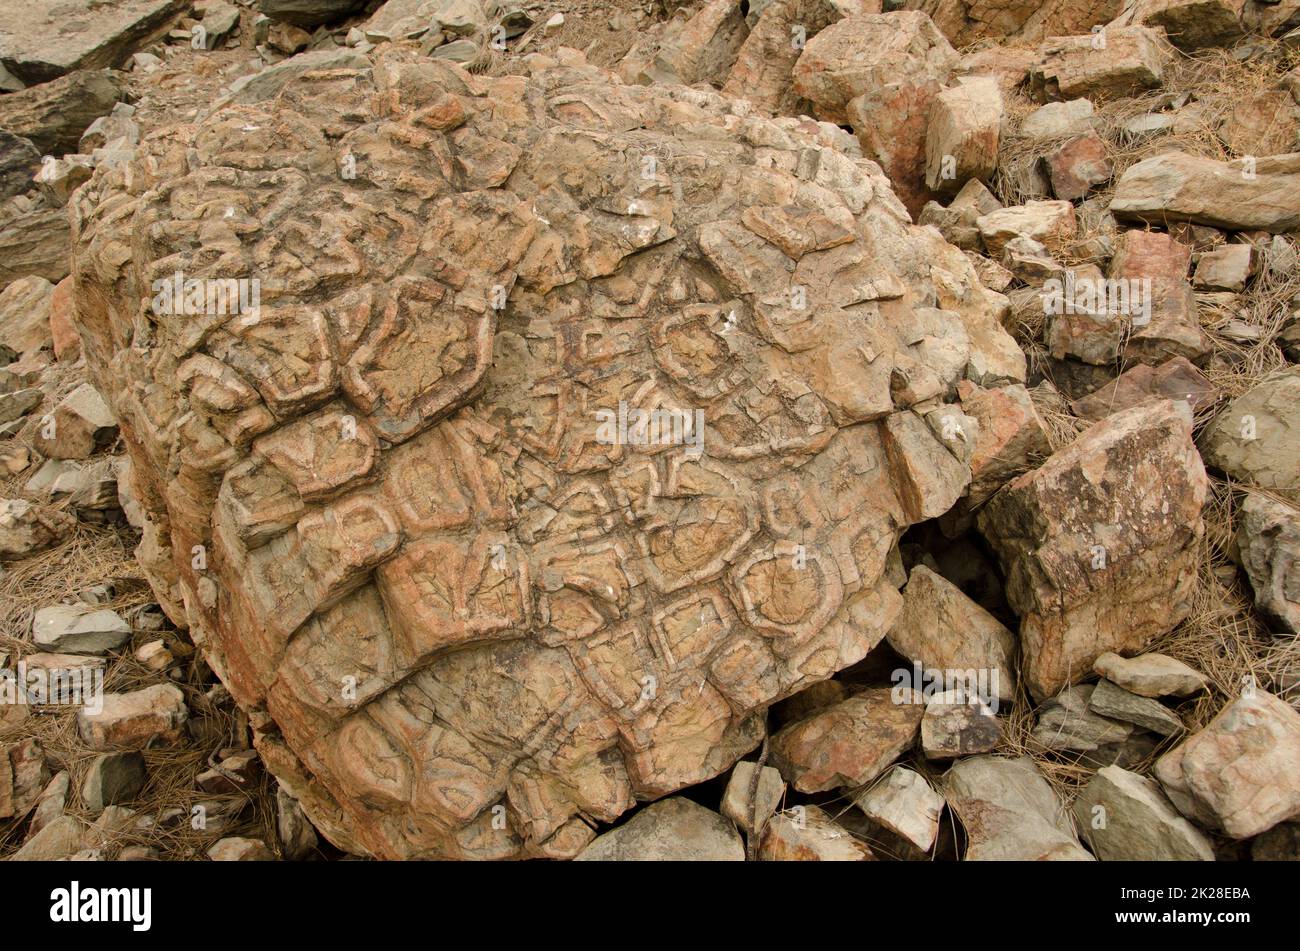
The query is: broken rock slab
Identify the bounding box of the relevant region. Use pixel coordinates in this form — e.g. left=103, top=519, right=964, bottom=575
left=1201, top=366, right=1300, bottom=492
left=759, top=805, right=873, bottom=860
left=721, top=760, right=786, bottom=836
left=0, top=68, right=132, bottom=155
left=575, top=798, right=743, bottom=861
left=1236, top=492, right=1300, bottom=635
left=0, top=498, right=76, bottom=559
left=1032, top=684, right=1134, bottom=753
left=77, top=684, right=188, bottom=751
left=979, top=401, right=1207, bottom=700
left=1073, top=765, right=1215, bottom=860
left=32, top=604, right=131, bottom=654
left=1089, top=678, right=1184, bottom=736
left=944, top=755, right=1093, bottom=860
left=924, top=76, right=1003, bottom=194
left=1155, top=690, right=1300, bottom=838
left=886, top=565, right=1016, bottom=702
left=770, top=688, right=923, bottom=793
left=854, top=767, right=943, bottom=852
left=1092, top=651, right=1208, bottom=698
left=976, top=199, right=1076, bottom=258
left=34, top=383, right=118, bottom=460
left=1029, top=26, right=1171, bottom=102
left=1070, top=357, right=1215, bottom=422
left=1112, top=152, right=1300, bottom=233
left=0, top=1, right=184, bottom=85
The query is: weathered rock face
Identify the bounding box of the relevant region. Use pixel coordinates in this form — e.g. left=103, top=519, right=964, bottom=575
left=1201, top=367, right=1300, bottom=493
left=904, top=0, right=1125, bottom=46
left=0, top=0, right=185, bottom=85
left=1111, top=152, right=1300, bottom=233
left=1236, top=493, right=1300, bottom=635
left=69, top=49, right=1022, bottom=859
left=943, top=754, right=1093, bottom=860
left=978, top=401, right=1207, bottom=701
left=1155, top=690, right=1300, bottom=839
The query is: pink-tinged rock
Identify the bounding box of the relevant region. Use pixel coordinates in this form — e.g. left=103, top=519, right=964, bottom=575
left=1155, top=690, right=1300, bottom=838
left=792, top=11, right=957, bottom=125
left=795, top=11, right=957, bottom=213
left=49, top=275, right=81, bottom=362
left=1193, top=243, right=1256, bottom=291
left=576, top=797, right=743, bottom=861
left=722, top=0, right=881, bottom=115
left=978, top=400, right=1208, bottom=700
left=1029, top=26, right=1172, bottom=102
left=1220, top=90, right=1298, bottom=157
left=1044, top=131, right=1112, bottom=200
left=1070, top=356, right=1215, bottom=421
left=957, top=380, right=1052, bottom=505
left=33, top=382, right=118, bottom=459
left=886, top=565, right=1017, bottom=701
left=77, top=685, right=189, bottom=750
left=1112, top=151, right=1300, bottom=232
left=759, top=804, right=874, bottom=860
left=1109, top=229, right=1210, bottom=366
left=924, top=76, right=1003, bottom=194
left=770, top=688, right=923, bottom=793
left=906, top=0, right=1125, bottom=46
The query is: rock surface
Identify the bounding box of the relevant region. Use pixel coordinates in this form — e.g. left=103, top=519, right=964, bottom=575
left=68, top=47, right=1024, bottom=859
left=575, top=797, right=742, bottom=861
left=1236, top=493, right=1300, bottom=635
left=1155, top=690, right=1300, bottom=839
left=1073, top=765, right=1215, bottom=860
left=770, top=688, right=923, bottom=793
left=944, top=755, right=1093, bottom=860
left=978, top=401, right=1207, bottom=700
left=1201, top=368, right=1300, bottom=492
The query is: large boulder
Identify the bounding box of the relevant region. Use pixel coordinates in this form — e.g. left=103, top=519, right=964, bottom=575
left=68, top=48, right=1023, bottom=859
left=978, top=401, right=1207, bottom=700
left=793, top=11, right=957, bottom=212
left=722, top=0, right=880, bottom=115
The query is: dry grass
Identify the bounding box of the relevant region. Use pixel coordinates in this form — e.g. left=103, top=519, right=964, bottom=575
left=0, top=507, right=279, bottom=860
